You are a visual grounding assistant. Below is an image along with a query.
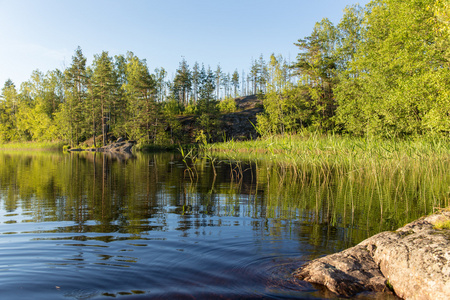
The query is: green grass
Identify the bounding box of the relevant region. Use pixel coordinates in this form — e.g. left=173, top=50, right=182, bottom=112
left=203, top=133, right=450, bottom=167
left=0, top=141, right=66, bottom=151
left=200, top=133, right=450, bottom=216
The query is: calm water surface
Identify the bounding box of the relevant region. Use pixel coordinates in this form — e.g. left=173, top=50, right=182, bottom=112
left=0, top=151, right=436, bottom=299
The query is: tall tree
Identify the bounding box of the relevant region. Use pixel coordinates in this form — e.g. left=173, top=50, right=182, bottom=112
left=268, top=54, right=287, bottom=92
left=91, top=51, right=120, bottom=146
left=221, top=72, right=230, bottom=98
left=62, top=47, right=89, bottom=146
left=0, top=80, right=18, bottom=141
left=335, top=5, right=365, bottom=73
left=154, top=67, right=167, bottom=103
left=124, top=52, right=157, bottom=143
left=250, top=59, right=259, bottom=94
left=197, top=65, right=216, bottom=113
left=85, top=66, right=99, bottom=146
left=114, top=54, right=128, bottom=87
left=173, top=58, right=191, bottom=106
left=294, top=18, right=339, bottom=130
left=191, top=62, right=200, bottom=104
left=231, top=69, right=240, bottom=97
left=197, top=66, right=220, bottom=142
left=215, top=64, right=222, bottom=99
left=257, top=54, right=268, bottom=93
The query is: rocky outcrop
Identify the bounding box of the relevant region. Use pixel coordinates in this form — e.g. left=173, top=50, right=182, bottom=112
left=95, top=139, right=135, bottom=154
left=294, top=212, right=450, bottom=299
left=68, top=138, right=135, bottom=158
left=177, top=95, right=263, bottom=143
left=219, top=95, right=263, bottom=141
left=220, top=107, right=262, bottom=141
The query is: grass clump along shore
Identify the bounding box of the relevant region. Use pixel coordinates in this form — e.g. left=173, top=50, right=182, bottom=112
left=200, top=133, right=450, bottom=224
left=0, top=141, right=65, bottom=151
left=204, top=133, right=450, bottom=167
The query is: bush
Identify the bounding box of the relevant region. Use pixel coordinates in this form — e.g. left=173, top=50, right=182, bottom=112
left=218, top=97, right=237, bottom=113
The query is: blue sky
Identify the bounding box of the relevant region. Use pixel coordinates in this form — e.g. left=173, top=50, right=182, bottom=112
left=0, top=0, right=370, bottom=88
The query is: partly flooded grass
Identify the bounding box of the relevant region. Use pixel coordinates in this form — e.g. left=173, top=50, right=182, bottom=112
left=199, top=134, right=450, bottom=235
left=204, top=133, right=450, bottom=166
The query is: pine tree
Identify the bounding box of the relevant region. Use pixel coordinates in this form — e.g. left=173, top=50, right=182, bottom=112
left=173, top=58, right=191, bottom=106
left=91, top=51, right=120, bottom=146
left=63, top=46, right=89, bottom=146
left=231, top=69, right=240, bottom=97
left=215, top=65, right=222, bottom=99
left=250, top=59, right=259, bottom=94
left=154, top=67, right=167, bottom=103
left=257, top=54, right=268, bottom=93
left=197, top=65, right=216, bottom=113
left=191, top=62, right=200, bottom=104
left=123, top=52, right=157, bottom=143
left=294, top=18, right=338, bottom=130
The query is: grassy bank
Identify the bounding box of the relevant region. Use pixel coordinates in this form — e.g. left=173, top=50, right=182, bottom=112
left=201, top=133, right=450, bottom=214
left=0, top=141, right=66, bottom=151
left=203, top=133, right=450, bottom=166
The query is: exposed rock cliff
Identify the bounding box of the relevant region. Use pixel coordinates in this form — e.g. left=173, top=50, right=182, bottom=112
left=294, top=212, right=450, bottom=299
left=178, top=95, right=263, bottom=143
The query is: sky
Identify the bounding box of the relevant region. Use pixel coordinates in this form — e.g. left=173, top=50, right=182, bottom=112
left=0, top=0, right=370, bottom=88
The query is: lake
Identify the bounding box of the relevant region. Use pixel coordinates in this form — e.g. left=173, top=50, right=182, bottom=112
left=0, top=151, right=441, bottom=299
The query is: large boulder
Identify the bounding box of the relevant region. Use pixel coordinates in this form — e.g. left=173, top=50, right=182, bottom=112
left=294, top=212, right=450, bottom=299
left=67, top=139, right=135, bottom=157
left=101, top=141, right=135, bottom=154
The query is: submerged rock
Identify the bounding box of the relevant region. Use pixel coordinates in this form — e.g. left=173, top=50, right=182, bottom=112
left=294, top=212, right=450, bottom=299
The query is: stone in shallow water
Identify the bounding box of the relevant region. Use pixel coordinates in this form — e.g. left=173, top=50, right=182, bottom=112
left=294, top=244, right=388, bottom=297
left=294, top=212, right=450, bottom=299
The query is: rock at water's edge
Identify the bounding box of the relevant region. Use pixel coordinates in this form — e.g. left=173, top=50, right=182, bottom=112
left=68, top=139, right=135, bottom=155
left=294, top=212, right=450, bottom=299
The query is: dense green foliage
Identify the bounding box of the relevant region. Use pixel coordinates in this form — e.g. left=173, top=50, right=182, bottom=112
left=335, top=0, right=450, bottom=137
left=1, top=0, right=449, bottom=145
left=259, top=0, right=450, bottom=138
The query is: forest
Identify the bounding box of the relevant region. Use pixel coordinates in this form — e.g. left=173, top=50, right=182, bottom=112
left=0, top=0, right=449, bottom=147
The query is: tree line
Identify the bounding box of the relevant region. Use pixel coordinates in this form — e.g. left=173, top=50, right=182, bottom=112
left=1, top=0, right=449, bottom=147
left=0, top=46, right=296, bottom=146
left=257, top=0, right=450, bottom=138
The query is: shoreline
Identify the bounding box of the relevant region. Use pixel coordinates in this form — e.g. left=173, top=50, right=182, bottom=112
left=293, top=211, right=450, bottom=299
left=0, top=141, right=65, bottom=151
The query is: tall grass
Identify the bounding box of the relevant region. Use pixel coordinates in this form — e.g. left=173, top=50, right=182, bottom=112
left=202, top=133, right=450, bottom=220
left=204, top=133, right=450, bottom=167
left=0, top=141, right=66, bottom=151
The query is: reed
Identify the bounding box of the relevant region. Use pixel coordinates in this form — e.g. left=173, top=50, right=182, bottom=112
left=203, top=134, right=450, bottom=170
left=202, top=134, right=450, bottom=223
